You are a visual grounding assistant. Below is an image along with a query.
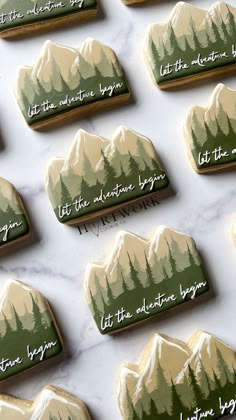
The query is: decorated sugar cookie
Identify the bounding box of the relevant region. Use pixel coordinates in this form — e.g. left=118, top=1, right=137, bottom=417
left=0, top=177, right=30, bottom=248
left=16, top=39, right=130, bottom=129
left=144, top=2, right=236, bottom=89
left=0, top=279, right=63, bottom=382
left=184, top=84, right=236, bottom=173
left=0, top=0, right=98, bottom=38
left=118, top=331, right=236, bottom=419
left=84, top=226, right=209, bottom=335
left=0, top=385, right=91, bottom=419
left=45, top=127, right=169, bottom=225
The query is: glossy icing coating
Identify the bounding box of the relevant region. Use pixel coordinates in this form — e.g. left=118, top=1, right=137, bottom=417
left=184, top=84, right=236, bottom=173
left=16, top=39, right=130, bottom=128
left=118, top=331, right=236, bottom=419
left=84, top=225, right=209, bottom=334
left=0, top=0, right=98, bottom=38
left=0, top=279, right=63, bottom=382
left=0, top=385, right=91, bottom=419
left=0, top=177, right=30, bottom=248
left=144, top=2, right=236, bottom=89
left=45, top=127, right=169, bottom=224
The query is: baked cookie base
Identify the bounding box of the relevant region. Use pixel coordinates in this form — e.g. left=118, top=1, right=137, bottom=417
left=0, top=9, right=98, bottom=39
left=30, top=92, right=131, bottom=130
left=158, top=64, right=236, bottom=90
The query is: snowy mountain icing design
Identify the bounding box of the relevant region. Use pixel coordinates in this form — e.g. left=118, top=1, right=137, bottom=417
left=184, top=84, right=236, bottom=173
left=118, top=331, right=236, bottom=420
left=0, top=0, right=98, bottom=38
left=84, top=226, right=209, bottom=334
left=45, top=127, right=169, bottom=224
left=16, top=39, right=130, bottom=128
left=0, top=177, right=30, bottom=248
left=0, top=385, right=91, bottom=420
left=145, top=2, right=236, bottom=88
left=0, top=280, right=63, bottom=382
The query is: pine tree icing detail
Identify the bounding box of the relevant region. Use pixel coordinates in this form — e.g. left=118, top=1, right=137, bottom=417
left=84, top=226, right=209, bottom=334
left=184, top=84, right=236, bottom=173
left=0, top=280, right=63, bottom=381
left=0, top=177, right=30, bottom=248
left=0, top=0, right=98, bottom=38
left=0, top=385, right=91, bottom=419
left=16, top=39, right=130, bottom=129
left=45, top=127, right=169, bottom=224
left=144, top=2, right=236, bottom=89
left=117, top=331, right=236, bottom=420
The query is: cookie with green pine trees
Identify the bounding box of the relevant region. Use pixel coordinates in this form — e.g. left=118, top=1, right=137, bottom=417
left=0, top=177, right=30, bottom=249
left=0, top=0, right=98, bottom=38
left=84, top=225, right=209, bottom=335
left=144, top=2, right=236, bottom=89
left=118, top=330, right=236, bottom=419
left=184, top=84, right=236, bottom=173
left=0, top=279, right=63, bottom=382
left=45, top=126, right=169, bottom=225
left=15, top=39, right=130, bottom=129
left=0, top=385, right=92, bottom=419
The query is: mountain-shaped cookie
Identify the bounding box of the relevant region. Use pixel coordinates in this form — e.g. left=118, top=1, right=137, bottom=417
left=16, top=39, right=130, bottom=129
left=0, top=0, right=98, bottom=38
left=84, top=226, right=209, bottom=334
left=0, top=177, right=30, bottom=248
left=0, top=385, right=91, bottom=419
left=144, top=2, right=236, bottom=89
left=0, top=279, right=63, bottom=382
left=118, top=331, right=236, bottom=419
left=184, top=84, right=236, bottom=173
left=45, top=127, right=169, bottom=224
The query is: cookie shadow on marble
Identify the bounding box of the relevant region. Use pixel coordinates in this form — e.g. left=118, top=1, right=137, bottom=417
left=0, top=126, right=6, bottom=152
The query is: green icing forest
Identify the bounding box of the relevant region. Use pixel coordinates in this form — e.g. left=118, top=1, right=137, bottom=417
left=0, top=0, right=97, bottom=31
left=0, top=294, right=62, bottom=381
left=89, top=237, right=209, bottom=334
left=148, top=5, right=236, bottom=85
left=0, top=188, right=30, bottom=247
left=124, top=356, right=236, bottom=419
left=19, top=52, right=129, bottom=126
left=48, top=138, right=169, bottom=224
left=190, top=105, right=236, bottom=170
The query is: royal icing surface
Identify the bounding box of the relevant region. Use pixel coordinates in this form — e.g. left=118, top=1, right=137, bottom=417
left=16, top=39, right=130, bottom=128
left=184, top=84, right=236, bottom=173
left=0, top=385, right=91, bottom=419
left=144, top=2, right=236, bottom=88
left=0, top=279, right=63, bottom=382
left=45, top=127, right=169, bottom=224
left=0, top=0, right=97, bottom=36
left=0, top=177, right=30, bottom=248
left=84, top=226, right=209, bottom=335
left=118, top=331, right=236, bottom=419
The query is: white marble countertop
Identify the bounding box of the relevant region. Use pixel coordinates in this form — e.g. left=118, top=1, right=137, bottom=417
left=0, top=0, right=236, bottom=419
